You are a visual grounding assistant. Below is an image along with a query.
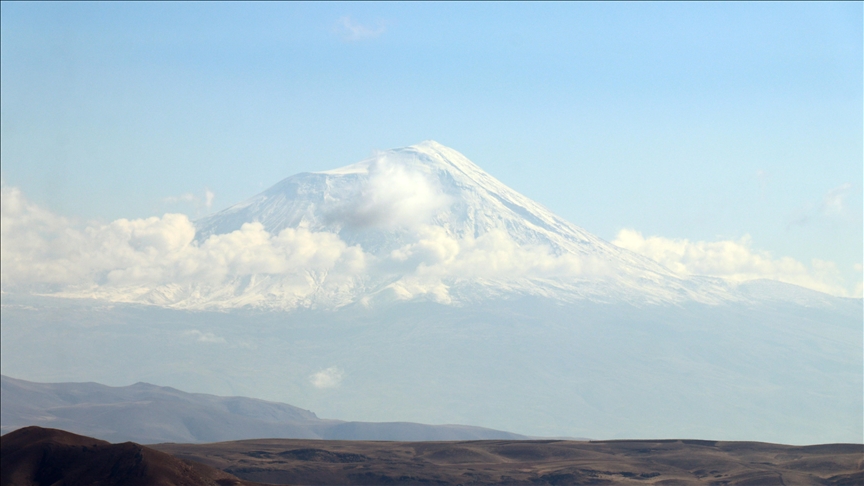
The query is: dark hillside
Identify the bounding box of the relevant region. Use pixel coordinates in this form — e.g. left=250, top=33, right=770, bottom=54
left=0, top=426, right=251, bottom=486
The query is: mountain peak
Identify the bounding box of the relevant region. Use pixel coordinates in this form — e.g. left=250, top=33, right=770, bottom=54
left=316, top=141, right=484, bottom=181
left=185, top=142, right=744, bottom=309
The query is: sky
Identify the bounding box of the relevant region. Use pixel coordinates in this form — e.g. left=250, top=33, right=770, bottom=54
left=1, top=2, right=862, bottom=296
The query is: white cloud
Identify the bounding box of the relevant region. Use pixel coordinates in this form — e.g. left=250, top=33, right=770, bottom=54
left=613, top=229, right=852, bottom=297
left=392, top=225, right=606, bottom=279
left=183, top=330, right=226, bottom=344
left=204, top=188, right=215, bottom=210
left=327, top=155, right=452, bottom=230
left=1, top=185, right=88, bottom=288
left=162, top=188, right=217, bottom=215
left=379, top=226, right=609, bottom=302
left=853, top=282, right=863, bottom=299
left=853, top=264, right=863, bottom=299
left=163, top=193, right=196, bottom=204
left=11, top=182, right=852, bottom=307
left=789, top=182, right=857, bottom=227
left=335, top=16, right=385, bottom=41
left=309, top=366, right=344, bottom=389
left=755, top=169, right=771, bottom=198
left=820, top=183, right=852, bottom=216
left=0, top=184, right=614, bottom=308
left=0, top=184, right=366, bottom=306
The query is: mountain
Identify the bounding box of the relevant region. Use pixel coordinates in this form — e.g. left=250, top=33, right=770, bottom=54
left=0, top=142, right=860, bottom=445
left=37, top=140, right=847, bottom=310
left=0, top=375, right=526, bottom=444
left=143, top=140, right=752, bottom=310
left=0, top=426, right=251, bottom=486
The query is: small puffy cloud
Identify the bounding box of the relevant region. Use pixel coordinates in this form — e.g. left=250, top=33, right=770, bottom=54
left=335, top=16, right=385, bottom=41
left=163, top=193, right=196, bottom=204
left=379, top=226, right=609, bottom=302
left=205, top=189, right=215, bottom=209
left=755, top=170, right=771, bottom=197
left=162, top=188, right=216, bottom=215
left=789, top=182, right=857, bottom=227
left=389, top=225, right=460, bottom=267
left=398, top=226, right=605, bottom=280
left=189, top=222, right=362, bottom=281
left=309, top=366, right=344, bottom=389
left=442, top=230, right=603, bottom=280
left=327, top=155, right=452, bottom=230
left=820, top=183, right=852, bottom=216
left=613, top=229, right=852, bottom=297
left=183, top=330, right=226, bottom=344
left=854, top=264, right=863, bottom=299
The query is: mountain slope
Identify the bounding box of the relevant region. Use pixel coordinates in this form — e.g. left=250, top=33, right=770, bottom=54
left=185, top=141, right=745, bottom=309
left=197, top=141, right=646, bottom=261
left=0, top=375, right=526, bottom=444
left=0, top=426, right=251, bottom=486
left=36, top=141, right=845, bottom=310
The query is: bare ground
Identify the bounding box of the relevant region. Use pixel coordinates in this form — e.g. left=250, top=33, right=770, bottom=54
left=153, top=438, right=864, bottom=486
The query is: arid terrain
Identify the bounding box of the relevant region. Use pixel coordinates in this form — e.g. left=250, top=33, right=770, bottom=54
left=154, top=436, right=864, bottom=485
left=3, top=426, right=862, bottom=485
left=0, top=427, right=251, bottom=486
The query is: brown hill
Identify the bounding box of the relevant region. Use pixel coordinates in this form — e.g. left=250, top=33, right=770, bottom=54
left=0, top=426, right=251, bottom=486
left=3, top=427, right=861, bottom=485
left=155, top=437, right=864, bottom=486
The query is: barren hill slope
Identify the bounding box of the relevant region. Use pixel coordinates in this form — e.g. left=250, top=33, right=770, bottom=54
left=0, top=426, right=250, bottom=486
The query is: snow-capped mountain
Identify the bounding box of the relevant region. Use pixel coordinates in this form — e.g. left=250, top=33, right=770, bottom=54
left=197, top=141, right=625, bottom=257
left=2, top=142, right=860, bottom=444
left=188, top=141, right=742, bottom=309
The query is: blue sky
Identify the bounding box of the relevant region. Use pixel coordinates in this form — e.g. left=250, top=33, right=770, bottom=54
left=1, top=2, right=861, bottom=295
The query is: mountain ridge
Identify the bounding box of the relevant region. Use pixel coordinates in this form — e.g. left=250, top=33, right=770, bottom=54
left=0, top=374, right=528, bottom=444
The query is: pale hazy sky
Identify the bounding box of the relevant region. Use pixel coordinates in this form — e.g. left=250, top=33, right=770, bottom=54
left=1, top=2, right=861, bottom=295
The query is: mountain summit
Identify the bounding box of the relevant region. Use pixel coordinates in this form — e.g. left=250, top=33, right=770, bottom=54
left=198, top=141, right=656, bottom=268
left=189, top=141, right=741, bottom=309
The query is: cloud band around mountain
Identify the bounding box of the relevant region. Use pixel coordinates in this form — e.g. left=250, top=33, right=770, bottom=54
left=1, top=183, right=604, bottom=307
left=613, top=229, right=859, bottom=298
left=1, top=183, right=858, bottom=308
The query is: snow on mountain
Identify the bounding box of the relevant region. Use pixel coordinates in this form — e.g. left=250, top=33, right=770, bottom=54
left=11, top=141, right=839, bottom=310
left=186, top=141, right=747, bottom=309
